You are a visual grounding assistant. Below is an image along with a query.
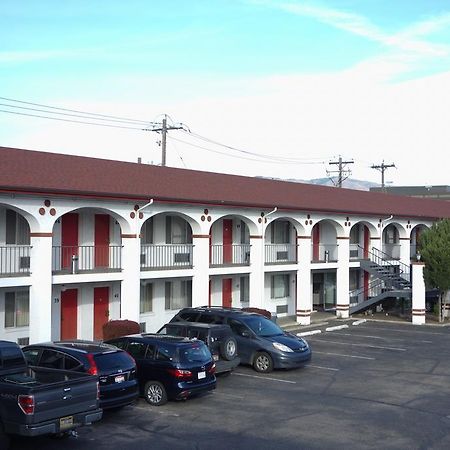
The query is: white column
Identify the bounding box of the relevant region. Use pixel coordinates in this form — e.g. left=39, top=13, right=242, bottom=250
left=249, top=235, right=264, bottom=309
left=370, top=236, right=381, bottom=254
left=29, top=233, right=53, bottom=343
left=192, top=235, right=210, bottom=307
left=296, top=237, right=312, bottom=325
left=336, top=237, right=350, bottom=319
left=412, top=263, right=426, bottom=325
left=399, top=237, right=411, bottom=265
left=120, top=235, right=140, bottom=322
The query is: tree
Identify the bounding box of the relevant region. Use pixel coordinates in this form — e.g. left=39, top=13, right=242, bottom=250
left=419, top=219, right=450, bottom=321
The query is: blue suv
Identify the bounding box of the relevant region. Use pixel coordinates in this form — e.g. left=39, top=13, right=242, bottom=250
left=106, top=334, right=216, bottom=406
left=170, top=307, right=311, bottom=373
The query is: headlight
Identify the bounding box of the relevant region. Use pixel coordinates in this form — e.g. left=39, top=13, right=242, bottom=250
left=273, top=342, right=293, bottom=353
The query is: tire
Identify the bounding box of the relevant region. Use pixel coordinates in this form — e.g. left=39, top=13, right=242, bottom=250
left=144, top=381, right=168, bottom=406
left=219, top=336, right=237, bottom=361
left=253, top=352, right=273, bottom=373
left=0, top=423, right=10, bottom=450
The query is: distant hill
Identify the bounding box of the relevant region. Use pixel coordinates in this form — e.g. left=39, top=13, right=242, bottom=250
left=258, top=176, right=379, bottom=191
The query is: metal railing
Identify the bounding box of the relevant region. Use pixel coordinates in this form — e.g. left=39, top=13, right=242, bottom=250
left=370, top=247, right=410, bottom=282
left=0, top=245, right=32, bottom=277
left=210, top=244, right=251, bottom=267
left=349, top=280, right=384, bottom=306
left=140, top=244, right=193, bottom=270
left=311, top=244, right=338, bottom=263
left=265, top=244, right=297, bottom=265
left=52, top=245, right=122, bottom=273
left=382, top=243, right=401, bottom=260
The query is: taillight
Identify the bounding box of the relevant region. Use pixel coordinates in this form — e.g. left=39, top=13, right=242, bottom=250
left=168, top=368, right=192, bottom=379
left=208, top=363, right=216, bottom=374
left=86, top=353, right=98, bottom=376
left=18, top=394, right=35, bottom=415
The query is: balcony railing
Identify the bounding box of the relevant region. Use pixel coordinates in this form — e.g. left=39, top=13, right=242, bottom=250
left=311, top=244, right=338, bottom=263
left=141, top=244, right=193, bottom=270
left=0, top=245, right=32, bottom=277
left=265, top=244, right=297, bottom=265
left=52, top=245, right=122, bottom=274
left=349, top=243, right=365, bottom=260
left=210, top=244, right=251, bottom=267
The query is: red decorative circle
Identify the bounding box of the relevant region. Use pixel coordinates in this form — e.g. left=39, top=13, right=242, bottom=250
left=264, top=218, right=267, bottom=223
left=39, top=207, right=45, bottom=215
left=305, top=220, right=308, bottom=225
left=139, top=212, right=143, bottom=219
left=44, top=199, right=51, bottom=207
left=134, top=205, right=139, bottom=211
left=207, top=216, right=211, bottom=222
left=348, top=222, right=351, bottom=226
left=309, top=220, right=313, bottom=225
left=50, top=208, right=56, bottom=216
left=204, top=209, right=208, bottom=215
left=258, top=218, right=262, bottom=223
left=201, top=216, right=205, bottom=221
left=130, top=212, right=136, bottom=219
left=307, top=214, right=311, bottom=219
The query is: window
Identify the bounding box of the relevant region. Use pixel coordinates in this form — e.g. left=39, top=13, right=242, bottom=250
left=165, top=280, right=192, bottom=310
left=127, top=342, right=148, bottom=359
left=140, top=283, right=153, bottom=313
left=240, top=276, right=249, bottom=303
left=6, top=210, right=30, bottom=245
left=5, top=290, right=29, bottom=328
left=228, top=318, right=249, bottom=336
left=141, top=218, right=153, bottom=244
left=350, top=225, right=359, bottom=244
left=165, top=216, right=192, bottom=244
left=271, top=274, right=290, bottom=299
left=40, top=350, right=64, bottom=369
left=271, top=221, right=290, bottom=244
left=23, top=349, right=40, bottom=365
left=65, top=355, right=82, bottom=370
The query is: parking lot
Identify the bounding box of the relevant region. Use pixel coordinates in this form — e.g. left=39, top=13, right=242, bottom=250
left=11, top=320, right=450, bottom=450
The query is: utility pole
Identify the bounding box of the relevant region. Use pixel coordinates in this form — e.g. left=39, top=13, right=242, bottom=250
left=371, top=161, right=395, bottom=191
left=327, top=155, right=354, bottom=188
left=143, top=114, right=187, bottom=167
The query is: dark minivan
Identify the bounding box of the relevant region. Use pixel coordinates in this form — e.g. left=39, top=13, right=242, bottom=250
left=170, top=307, right=312, bottom=373
left=106, top=334, right=216, bottom=406
left=23, top=341, right=139, bottom=409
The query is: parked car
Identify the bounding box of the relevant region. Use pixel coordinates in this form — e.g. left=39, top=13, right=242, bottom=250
left=0, top=340, right=102, bottom=448
left=157, top=322, right=240, bottom=374
left=106, top=334, right=216, bottom=406
left=170, top=307, right=312, bottom=373
left=22, top=341, right=138, bottom=410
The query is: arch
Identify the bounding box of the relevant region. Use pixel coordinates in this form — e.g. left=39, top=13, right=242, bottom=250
left=143, top=211, right=201, bottom=236
left=210, top=213, right=259, bottom=236
left=349, top=221, right=378, bottom=259
left=312, top=219, right=345, bottom=238
left=0, top=203, right=39, bottom=233
left=265, top=216, right=306, bottom=236
left=410, top=224, right=429, bottom=259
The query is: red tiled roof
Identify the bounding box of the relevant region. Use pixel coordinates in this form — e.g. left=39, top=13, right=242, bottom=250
left=1, top=146, right=449, bottom=220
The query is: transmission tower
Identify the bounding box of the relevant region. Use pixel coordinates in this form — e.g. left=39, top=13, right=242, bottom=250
left=371, top=161, right=396, bottom=191
left=327, top=156, right=354, bottom=188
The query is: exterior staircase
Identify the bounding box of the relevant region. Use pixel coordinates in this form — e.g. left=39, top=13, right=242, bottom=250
left=349, top=247, right=412, bottom=315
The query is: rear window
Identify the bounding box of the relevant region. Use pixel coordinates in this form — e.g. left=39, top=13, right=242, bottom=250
left=1, top=345, right=25, bottom=369
left=178, top=343, right=211, bottom=364
left=94, top=351, right=134, bottom=371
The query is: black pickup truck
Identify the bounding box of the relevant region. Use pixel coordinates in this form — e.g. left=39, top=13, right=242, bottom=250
left=0, top=340, right=102, bottom=448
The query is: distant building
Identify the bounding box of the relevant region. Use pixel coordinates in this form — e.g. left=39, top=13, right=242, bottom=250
left=370, top=185, right=450, bottom=200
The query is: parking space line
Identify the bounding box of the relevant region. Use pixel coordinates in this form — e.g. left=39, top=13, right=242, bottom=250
left=307, top=364, right=339, bottom=372
left=364, top=325, right=449, bottom=336
left=311, top=338, right=406, bottom=351
left=233, top=372, right=297, bottom=384
left=132, top=405, right=180, bottom=417
left=333, top=332, right=433, bottom=344
left=314, top=351, right=375, bottom=360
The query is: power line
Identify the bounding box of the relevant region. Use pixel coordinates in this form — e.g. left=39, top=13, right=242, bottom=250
left=0, top=109, right=144, bottom=130
left=0, top=96, right=154, bottom=125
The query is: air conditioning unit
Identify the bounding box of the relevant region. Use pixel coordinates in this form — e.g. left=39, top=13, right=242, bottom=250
left=349, top=249, right=359, bottom=258
left=276, top=251, right=288, bottom=260
left=19, top=256, right=30, bottom=269
left=174, top=253, right=190, bottom=264
left=17, top=337, right=30, bottom=346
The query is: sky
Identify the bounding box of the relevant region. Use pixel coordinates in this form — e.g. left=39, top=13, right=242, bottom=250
left=1, top=0, right=450, bottom=187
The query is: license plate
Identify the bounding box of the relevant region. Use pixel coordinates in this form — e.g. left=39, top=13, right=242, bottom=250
left=60, top=416, right=73, bottom=431
left=115, top=375, right=125, bottom=383
left=198, top=371, right=206, bottom=379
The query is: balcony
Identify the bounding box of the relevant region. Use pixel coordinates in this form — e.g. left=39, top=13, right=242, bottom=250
left=52, top=245, right=122, bottom=274
left=141, top=244, right=193, bottom=270
left=265, top=244, right=297, bottom=265
left=311, top=244, right=338, bottom=263
left=0, top=245, right=32, bottom=277
left=382, top=244, right=401, bottom=260
left=210, top=244, right=251, bottom=267
left=349, top=244, right=364, bottom=260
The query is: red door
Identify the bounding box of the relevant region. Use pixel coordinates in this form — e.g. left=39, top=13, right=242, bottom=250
left=95, top=214, right=110, bottom=268
left=363, top=271, right=370, bottom=300
left=61, top=213, right=78, bottom=269
left=363, top=226, right=370, bottom=259
left=61, top=289, right=78, bottom=340
left=312, top=225, right=320, bottom=261
left=223, top=220, right=233, bottom=264
left=94, top=287, right=109, bottom=340
left=222, top=278, right=232, bottom=308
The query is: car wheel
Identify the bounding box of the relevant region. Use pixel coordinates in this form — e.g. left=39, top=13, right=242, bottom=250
left=253, top=352, right=273, bottom=373
left=220, top=336, right=237, bottom=361
left=144, top=381, right=168, bottom=406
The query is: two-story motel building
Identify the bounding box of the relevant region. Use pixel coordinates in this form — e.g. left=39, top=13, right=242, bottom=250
left=1, top=146, right=449, bottom=345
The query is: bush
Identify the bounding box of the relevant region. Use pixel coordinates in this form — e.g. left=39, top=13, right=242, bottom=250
left=241, top=307, right=272, bottom=319
left=102, top=320, right=141, bottom=341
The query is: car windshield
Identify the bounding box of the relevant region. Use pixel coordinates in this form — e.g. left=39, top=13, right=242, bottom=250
left=240, top=316, right=284, bottom=337
left=178, top=343, right=211, bottom=364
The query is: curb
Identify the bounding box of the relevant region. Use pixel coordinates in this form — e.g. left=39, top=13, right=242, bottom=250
left=325, top=325, right=349, bottom=332
left=352, top=319, right=366, bottom=326
left=297, top=330, right=322, bottom=337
